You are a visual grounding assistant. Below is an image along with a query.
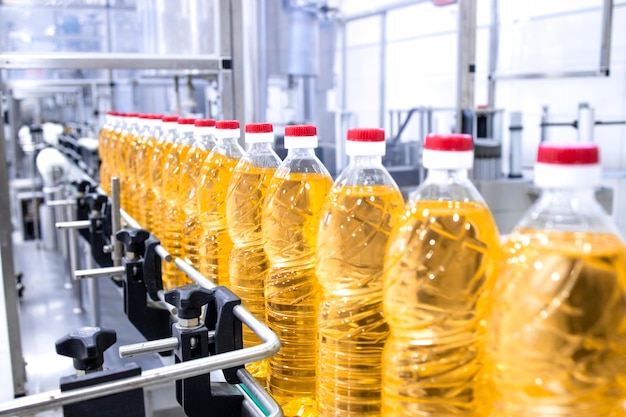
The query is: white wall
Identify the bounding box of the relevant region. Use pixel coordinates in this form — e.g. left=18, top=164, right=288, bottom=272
left=340, top=0, right=626, bottom=232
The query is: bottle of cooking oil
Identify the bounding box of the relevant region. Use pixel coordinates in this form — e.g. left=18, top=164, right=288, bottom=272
left=98, top=111, right=116, bottom=194
left=104, top=112, right=125, bottom=194
left=150, top=115, right=177, bottom=242
left=118, top=113, right=140, bottom=212
left=226, top=122, right=281, bottom=379
left=161, top=117, right=196, bottom=289
left=262, top=124, right=333, bottom=416
left=488, top=142, right=626, bottom=417
left=125, top=114, right=149, bottom=219
left=181, top=119, right=216, bottom=269
left=316, top=128, right=404, bottom=416
left=382, top=133, right=501, bottom=416
left=134, top=114, right=162, bottom=231
left=197, top=120, right=244, bottom=286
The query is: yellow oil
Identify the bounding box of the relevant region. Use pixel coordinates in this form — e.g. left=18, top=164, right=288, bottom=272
left=135, top=133, right=157, bottom=231
left=117, top=124, right=134, bottom=212
left=124, top=123, right=144, bottom=219
left=488, top=230, right=626, bottom=417
left=104, top=120, right=124, bottom=194
left=98, top=118, right=113, bottom=194
left=227, top=163, right=277, bottom=378
left=316, top=184, right=404, bottom=416
left=161, top=141, right=194, bottom=289
left=382, top=200, right=500, bottom=416
left=149, top=136, right=171, bottom=242
left=181, top=144, right=211, bottom=270
left=263, top=172, right=333, bottom=416
left=197, top=152, right=240, bottom=286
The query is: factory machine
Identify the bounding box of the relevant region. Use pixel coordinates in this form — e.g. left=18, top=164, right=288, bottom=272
left=0, top=0, right=622, bottom=414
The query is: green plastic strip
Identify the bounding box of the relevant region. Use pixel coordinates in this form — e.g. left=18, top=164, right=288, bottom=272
left=239, top=383, right=270, bottom=416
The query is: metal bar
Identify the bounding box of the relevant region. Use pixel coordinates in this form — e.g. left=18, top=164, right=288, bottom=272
left=596, top=120, right=626, bottom=125
left=110, top=178, right=123, bottom=267
left=379, top=12, right=387, bottom=129
left=600, top=0, right=614, bottom=73
left=493, top=69, right=610, bottom=80
left=74, top=266, right=125, bottom=280
left=56, top=220, right=91, bottom=230
left=47, top=199, right=77, bottom=207
left=175, top=258, right=216, bottom=288
left=0, top=333, right=280, bottom=417
left=456, top=0, right=477, bottom=134
left=118, top=337, right=180, bottom=359
left=67, top=208, right=85, bottom=315
left=237, top=368, right=283, bottom=417
left=119, top=207, right=140, bottom=229
left=0, top=53, right=221, bottom=71
left=118, top=208, right=173, bottom=262
left=0, top=64, right=27, bottom=398
left=155, top=245, right=173, bottom=262
left=344, top=0, right=430, bottom=21
left=487, top=0, right=499, bottom=107
left=85, top=253, right=101, bottom=327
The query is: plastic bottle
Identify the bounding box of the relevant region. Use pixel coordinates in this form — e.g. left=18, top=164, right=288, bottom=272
left=161, top=117, right=196, bottom=289
left=118, top=113, right=140, bottom=212
left=226, top=122, right=281, bottom=379
left=104, top=112, right=125, bottom=194
left=262, top=124, right=333, bottom=416
left=98, top=111, right=116, bottom=194
left=316, top=128, right=404, bottom=416
left=180, top=119, right=217, bottom=270
left=488, top=142, right=626, bottom=417
left=125, top=114, right=150, bottom=219
left=197, top=120, right=244, bottom=286
left=382, top=133, right=501, bottom=416
left=150, top=115, right=176, bottom=244
left=134, top=114, right=162, bottom=231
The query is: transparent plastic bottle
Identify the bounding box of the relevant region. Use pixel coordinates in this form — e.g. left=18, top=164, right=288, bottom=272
left=488, top=142, right=626, bottom=417
left=161, top=117, right=196, bottom=289
left=316, top=128, right=404, bottom=416
left=118, top=113, right=140, bottom=212
left=149, top=115, right=176, bottom=243
left=197, top=120, right=244, bottom=286
left=134, top=114, right=162, bottom=231
left=182, top=119, right=216, bottom=270
left=226, top=122, right=281, bottom=379
left=262, top=125, right=333, bottom=416
left=105, top=112, right=126, bottom=194
left=125, top=114, right=149, bottom=219
left=98, top=111, right=117, bottom=194
left=382, top=133, right=501, bottom=416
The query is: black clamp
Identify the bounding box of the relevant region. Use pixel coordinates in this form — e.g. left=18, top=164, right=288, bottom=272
left=116, top=228, right=170, bottom=344
left=85, top=194, right=113, bottom=268
left=55, top=327, right=145, bottom=417
left=164, top=285, right=244, bottom=417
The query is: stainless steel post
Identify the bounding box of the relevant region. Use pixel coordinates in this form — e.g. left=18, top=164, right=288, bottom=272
left=110, top=177, right=123, bottom=267
left=85, top=251, right=100, bottom=326
left=577, top=102, right=595, bottom=143
left=540, top=106, right=549, bottom=142
left=509, top=111, right=523, bottom=178
left=456, top=0, right=477, bottom=134
left=66, top=204, right=84, bottom=314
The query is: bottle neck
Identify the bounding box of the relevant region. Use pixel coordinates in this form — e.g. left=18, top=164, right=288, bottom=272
left=287, top=147, right=316, bottom=158
left=348, top=155, right=383, bottom=167
left=246, top=142, right=274, bottom=153
left=216, top=136, right=243, bottom=157
left=196, top=134, right=216, bottom=151
left=426, top=168, right=469, bottom=184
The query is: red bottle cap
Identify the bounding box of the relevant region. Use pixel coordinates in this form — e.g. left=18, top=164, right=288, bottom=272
left=347, top=128, right=385, bottom=142
left=285, top=125, right=316, bottom=137
left=216, top=120, right=240, bottom=130
left=424, top=133, right=473, bottom=151
left=195, top=119, right=216, bottom=127
left=537, top=142, right=599, bottom=165
left=177, top=118, right=196, bottom=125
left=245, top=123, right=273, bottom=133
left=161, top=116, right=179, bottom=122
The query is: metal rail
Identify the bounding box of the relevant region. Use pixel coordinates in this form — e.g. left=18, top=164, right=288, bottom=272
left=35, top=199, right=282, bottom=417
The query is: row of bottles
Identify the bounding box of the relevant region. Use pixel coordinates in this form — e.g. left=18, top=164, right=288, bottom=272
left=99, top=112, right=626, bottom=416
